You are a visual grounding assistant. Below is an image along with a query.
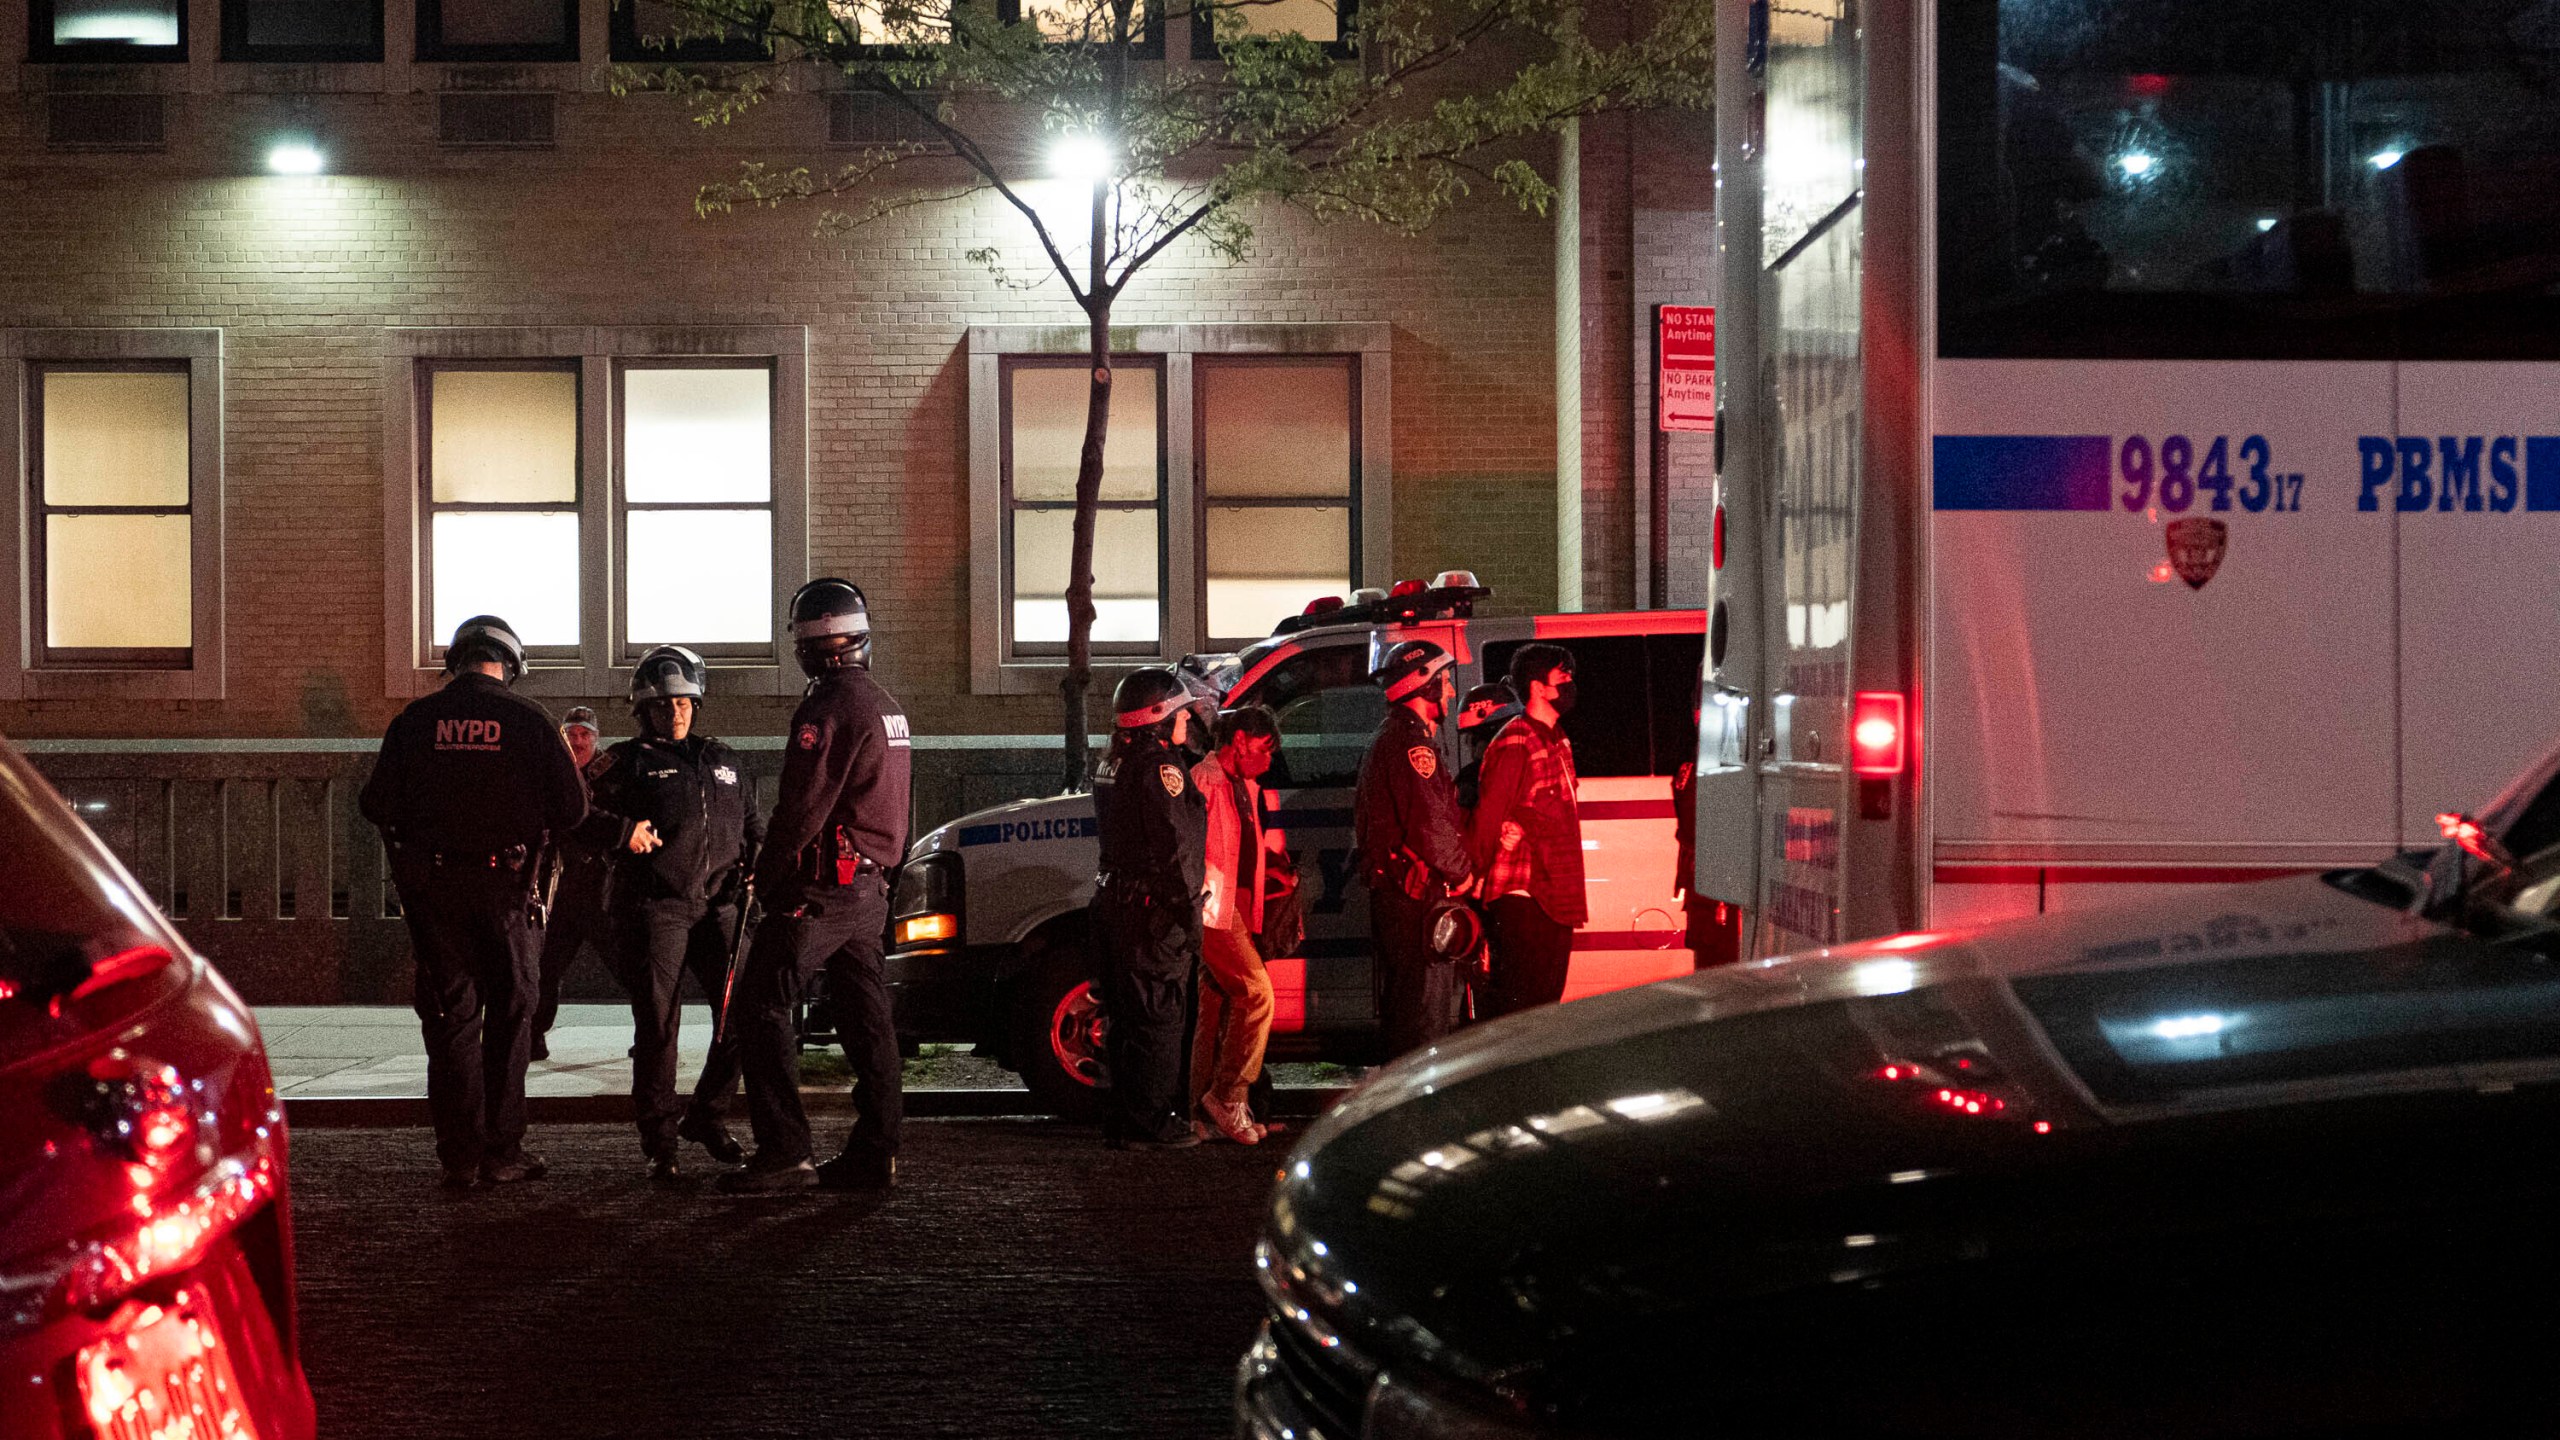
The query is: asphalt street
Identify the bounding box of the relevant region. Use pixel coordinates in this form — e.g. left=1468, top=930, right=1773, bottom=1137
left=289, top=1120, right=1279, bottom=1438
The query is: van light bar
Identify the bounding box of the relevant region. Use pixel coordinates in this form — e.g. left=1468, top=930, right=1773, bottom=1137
left=1850, top=692, right=1906, bottom=777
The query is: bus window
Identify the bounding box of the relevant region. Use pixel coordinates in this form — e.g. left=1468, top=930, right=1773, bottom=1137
left=1938, top=0, right=2560, bottom=359
left=1239, top=644, right=1382, bottom=790
left=1483, top=636, right=1657, bottom=778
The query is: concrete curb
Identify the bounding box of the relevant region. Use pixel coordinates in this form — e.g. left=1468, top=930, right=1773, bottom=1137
left=285, top=1086, right=1351, bottom=1127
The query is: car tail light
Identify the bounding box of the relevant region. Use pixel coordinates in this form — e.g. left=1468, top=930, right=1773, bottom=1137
left=1850, top=692, right=1905, bottom=776
left=1712, top=504, right=1726, bottom=569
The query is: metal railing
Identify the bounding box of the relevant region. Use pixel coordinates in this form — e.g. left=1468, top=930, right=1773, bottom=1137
left=22, top=736, right=1084, bottom=1004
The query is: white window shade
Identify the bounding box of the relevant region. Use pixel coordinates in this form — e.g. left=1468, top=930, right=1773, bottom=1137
left=1206, top=506, right=1350, bottom=638
left=431, top=511, right=580, bottom=648
left=1012, top=507, right=1159, bottom=644
left=43, top=372, right=189, bottom=507
left=54, top=0, right=181, bottom=44
left=1010, top=366, right=1158, bottom=502
left=624, top=368, right=772, bottom=504
left=431, top=370, right=578, bottom=504
left=625, top=509, right=773, bottom=646
left=1202, top=360, right=1352, bottom=498
left=47, top=514, right=191, bottom=649
left=437, top=0, right=566, bottom=44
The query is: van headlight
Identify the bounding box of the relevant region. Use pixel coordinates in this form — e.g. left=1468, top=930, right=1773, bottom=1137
left=890, top=852, right=962, bottom=951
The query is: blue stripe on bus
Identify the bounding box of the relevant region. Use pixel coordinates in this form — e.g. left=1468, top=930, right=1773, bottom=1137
left=1932, top=435, right=2114, bottom=511
left=2529, top=437, right=2560, bottom=512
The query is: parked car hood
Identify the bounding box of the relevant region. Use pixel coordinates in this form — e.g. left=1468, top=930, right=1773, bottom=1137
left=1266, top=874, right=2560, bottom=1432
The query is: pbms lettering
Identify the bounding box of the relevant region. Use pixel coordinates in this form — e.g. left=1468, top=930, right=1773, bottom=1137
left=2357, top=435, right=2535, bottom=513
left=434, top=719, right=503, bottom=747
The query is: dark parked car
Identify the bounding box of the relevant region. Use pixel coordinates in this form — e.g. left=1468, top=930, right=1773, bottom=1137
left=0, top=740, right=314, bottom=1440
left=1241, top=746, right=2560, bottom=1437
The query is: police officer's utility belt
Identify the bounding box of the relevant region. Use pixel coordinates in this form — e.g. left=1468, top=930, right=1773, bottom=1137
left=1096, top=871, right=1187, bottom=908
left=802, top=824, right=887, bottom=887
left=397, top=842, right=532, bottom=872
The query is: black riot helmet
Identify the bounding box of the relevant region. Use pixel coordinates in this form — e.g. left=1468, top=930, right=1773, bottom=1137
left=1112, top=667, right=1192, bottom=739
left=1371, top=639, right=1455, bottom=708
left=789, top=578, right=872, bottom=677
left=630, top=644, right=708, bottom=706
left=445, top=614, right=525, bottom=684
left=1457, top=681, right=1521, bottom=737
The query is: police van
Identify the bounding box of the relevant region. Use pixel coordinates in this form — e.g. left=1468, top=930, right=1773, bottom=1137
left=884, top=576, right=1707, bottom=1116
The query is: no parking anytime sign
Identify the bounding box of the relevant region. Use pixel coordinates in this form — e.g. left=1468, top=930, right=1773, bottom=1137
left=1658, top=305, right=1716, bottom=432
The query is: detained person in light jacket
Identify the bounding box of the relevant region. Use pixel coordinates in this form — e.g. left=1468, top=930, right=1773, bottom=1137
left=1190, top=706, right=1281, bottom=1145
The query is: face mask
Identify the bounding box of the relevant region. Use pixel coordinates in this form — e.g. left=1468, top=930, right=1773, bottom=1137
left=1549, top=678, right=1579, bottom=718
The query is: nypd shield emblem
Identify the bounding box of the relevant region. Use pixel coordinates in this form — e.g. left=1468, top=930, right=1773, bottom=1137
left=1408, top=746, right=1438, bottom=779
left=1158, top=763, right=1186, bottom=797
left=2166, top=517, right=2228, bottom=591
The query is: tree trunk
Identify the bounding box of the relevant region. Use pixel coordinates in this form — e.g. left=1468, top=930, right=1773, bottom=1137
left=1059, top=183, right=1114, bottom=791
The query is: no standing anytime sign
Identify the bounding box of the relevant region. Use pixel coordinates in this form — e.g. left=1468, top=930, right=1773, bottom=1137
left=1658, top=304, right=1715, bottom=433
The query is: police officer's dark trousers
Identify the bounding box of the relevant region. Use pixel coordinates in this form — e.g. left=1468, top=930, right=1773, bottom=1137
left=397, top=859, right=539, bottom=1172
left=735, top=876, right=899, bottom=1166
left=616, top=897, right=745, bottom=1157
left=1370, top=887, right=1462, bottom=1059
left=1095, top=889, right=1196, bottom=1142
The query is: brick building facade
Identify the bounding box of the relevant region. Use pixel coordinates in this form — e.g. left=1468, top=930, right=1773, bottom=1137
left=0, top=0, right=1712, bottom=1000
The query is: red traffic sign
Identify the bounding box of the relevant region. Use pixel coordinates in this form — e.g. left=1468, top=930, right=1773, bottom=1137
left=1658, top=305, right=1715, bottom=433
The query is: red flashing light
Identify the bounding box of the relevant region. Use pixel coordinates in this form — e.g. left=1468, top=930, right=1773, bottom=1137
left=1302, top=595, right=1345, bottom=617
left=1932, top=1087, right=2005, bottom=1116
left=1850, top=692, right=1906, bottom=777
left=2033, top=1121, right=2053, bottom=1135
left=1388, top=579, right=1427, bottom=598
left=2437, top=811, right=2497, bottom=864
left=2128, top=72, right=2171, bottom=96
left=1712, top=505, right=1726, bottom=570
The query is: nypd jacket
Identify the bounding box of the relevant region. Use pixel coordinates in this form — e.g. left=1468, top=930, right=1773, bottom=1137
left=359, top=672, right=587, bottom=857
left=1095, top=735, right=1207, bottom=905
left=577, top=734, right=763, bottom=908
left=754, top=667, right=914, bottom=899
left=1353, top=703, right=1471, bottom=892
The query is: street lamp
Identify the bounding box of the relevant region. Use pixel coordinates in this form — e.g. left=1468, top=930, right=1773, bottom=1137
left=1049, top=132, right=1114, bottom=185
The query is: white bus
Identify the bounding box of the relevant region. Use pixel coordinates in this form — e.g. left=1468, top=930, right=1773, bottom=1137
left=1699, top=0, right=2560, bottom=955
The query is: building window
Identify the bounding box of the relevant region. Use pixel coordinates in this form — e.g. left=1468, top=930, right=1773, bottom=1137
left=420, top=363, right=583, bottom=659
left=617, top=362, right=775, bottom=654
left=1197, top=356, right=1357, bottom=645
left=416, top=0, right=577, bottom=62
left=222, top=0, right=383, bottom=61
left=609, top=0, right=769, bottom=61
left=387, top=328, right=809, bottom=697
left=29, top=365, right=194, bottom=668
left=30, top=0, right=186, bottom=61
left=1007, top=0, right=1162, bottom=55
left=1189, top=0, right=1351, bottom=58
left=1003, top=359, right=1164, bottom=656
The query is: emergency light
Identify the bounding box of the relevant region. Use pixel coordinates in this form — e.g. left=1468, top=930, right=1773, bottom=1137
left=1851, top=692, right=1906, bottom=776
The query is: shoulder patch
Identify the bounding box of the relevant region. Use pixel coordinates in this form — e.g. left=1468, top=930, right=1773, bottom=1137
left=797, top=723, right=821, bottom=751
left=1407, top=745, right=1438, bottom=779
left=1159, top=763, right=1186, bottom=798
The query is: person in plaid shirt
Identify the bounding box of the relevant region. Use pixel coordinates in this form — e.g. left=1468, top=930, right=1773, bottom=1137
left=1467, top=643, right=1588, bottom=1017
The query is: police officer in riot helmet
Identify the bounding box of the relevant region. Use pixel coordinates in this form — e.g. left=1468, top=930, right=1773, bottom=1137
left=1354, top=639, right=1477, bottom=1058
left=575, top=646, right=763, bottom=1182
left=721, top=580, right=915, bottom=1193
left=359, top=615, right=587, bottom=1190
left=1092, top=667, right=1209, bottom=1148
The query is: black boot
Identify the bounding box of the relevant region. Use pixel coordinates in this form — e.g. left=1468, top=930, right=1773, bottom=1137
left=678, top=1109, right=746, bottom=1166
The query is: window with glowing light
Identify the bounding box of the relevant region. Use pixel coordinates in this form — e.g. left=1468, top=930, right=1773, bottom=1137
left=28, top=366, right=195, bottom=669
left=421, top=364, right=583, bottom=661
left=31, top=0, right=186, bottom=60
left=1003, top=358, right=1166, bottom=656
left=609, top=0, right=770, bottom=61
left=1189, top=0, right=1352, bottom=57
left=1004, top=0, right=1161, bottom=54
left=618, top=362, right=776, bottom=654
left=1939, top=0, right=2560, bottom=358
left=1198, top=357, right=1357, bottom=646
